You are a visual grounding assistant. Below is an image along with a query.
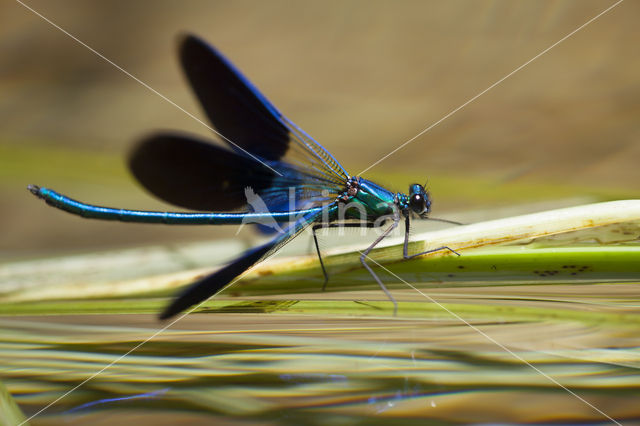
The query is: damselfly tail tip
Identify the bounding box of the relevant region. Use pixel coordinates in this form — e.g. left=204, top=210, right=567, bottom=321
left=27, top=184, right=43, bottom=198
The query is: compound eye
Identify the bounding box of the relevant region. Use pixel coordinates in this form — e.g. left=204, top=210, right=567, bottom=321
left=410, top=193, right=426, bottom=213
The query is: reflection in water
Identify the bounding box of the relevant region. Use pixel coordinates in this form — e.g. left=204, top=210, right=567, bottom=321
left=279, top=373, right=347, bottom=383
left=368, top=379, right=428, bottom=414
left=1, top=285, right=639, bottom=425
left=65, top=388, right=170, bottom=414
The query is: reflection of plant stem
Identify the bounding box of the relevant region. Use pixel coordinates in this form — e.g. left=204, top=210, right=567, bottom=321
left=0, top=378, right=28, bottom=425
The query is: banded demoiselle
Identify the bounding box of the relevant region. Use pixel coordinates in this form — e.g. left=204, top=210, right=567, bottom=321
left=29, top=35, right=459, bottom=319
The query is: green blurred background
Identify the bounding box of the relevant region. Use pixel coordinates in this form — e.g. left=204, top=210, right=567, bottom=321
left=1, top=0, right=638, bottom=261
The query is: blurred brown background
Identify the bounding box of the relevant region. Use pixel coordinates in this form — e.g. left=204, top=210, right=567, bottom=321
left=0, top=0, right=638, bottom=261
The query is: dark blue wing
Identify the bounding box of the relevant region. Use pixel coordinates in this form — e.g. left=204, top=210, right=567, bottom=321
left=179, top=34, right=349, bottom=183
left=129, top=36, right=353, bottom=213
left=130, top=133, right=275, bottom=211
left=129, top=133, right=341, bottom=212
left=180, top=34, right=288, bottom=161
left=159, top=206, right=331, bottom=319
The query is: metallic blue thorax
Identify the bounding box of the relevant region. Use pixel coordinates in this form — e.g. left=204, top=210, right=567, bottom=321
left=341, top=177, right=400, bottom=221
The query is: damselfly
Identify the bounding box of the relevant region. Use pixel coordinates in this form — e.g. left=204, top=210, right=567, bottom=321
left=29, top=35, right=459, bottom=319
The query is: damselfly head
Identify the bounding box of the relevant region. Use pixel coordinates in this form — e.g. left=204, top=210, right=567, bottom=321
left=408, top=183, right=431, bottom=218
